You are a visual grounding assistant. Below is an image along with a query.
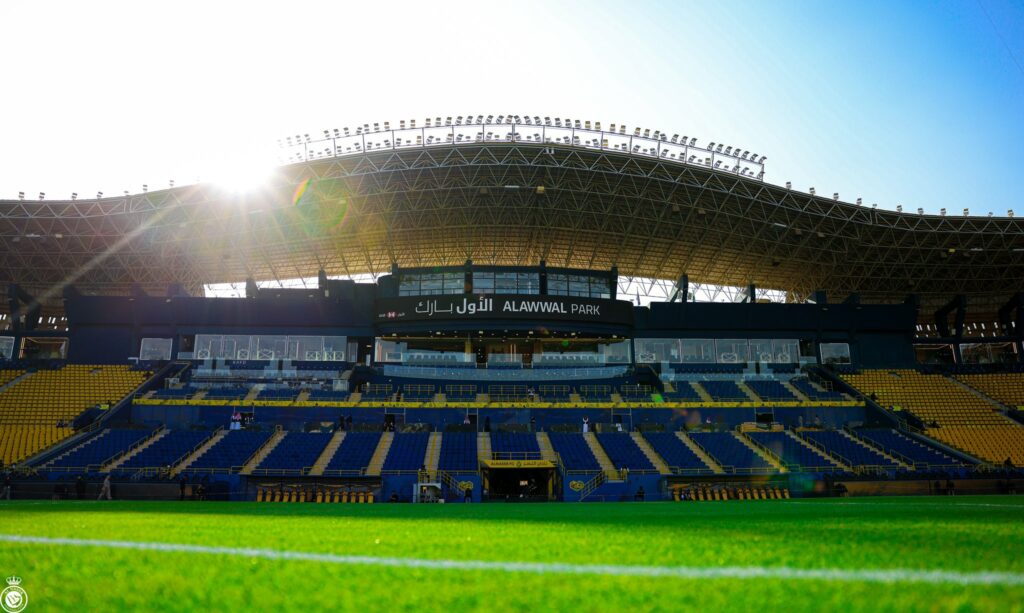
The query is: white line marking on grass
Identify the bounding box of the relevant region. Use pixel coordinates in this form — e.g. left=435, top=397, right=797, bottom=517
left=2, top=534, right=1023, bottom=586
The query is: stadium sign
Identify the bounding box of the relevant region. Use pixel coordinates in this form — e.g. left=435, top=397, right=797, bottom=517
left=375, top=295, right=633, bottom=325
left=481, top=459, right=555, bottom=469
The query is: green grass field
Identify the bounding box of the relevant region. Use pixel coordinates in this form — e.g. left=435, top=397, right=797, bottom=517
left=2, top=496, right=1023, bottom=611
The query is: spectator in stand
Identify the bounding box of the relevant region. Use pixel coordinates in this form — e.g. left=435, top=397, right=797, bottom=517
left=582, top=416, right=590, bottom=433
left=2, top=470, right=13, bottom=500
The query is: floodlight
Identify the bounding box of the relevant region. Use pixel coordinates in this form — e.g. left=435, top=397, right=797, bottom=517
left=1009, top=210, right=1015, bottom=218
left=689, top=137, right=696, bottom=146
left=940, top=208, right=946, bottom=216
left=143, top=184, right=148, bottom=193
left=833, top=193, right=839, bottom=201
left=71, top=192, right=77, bottom=200
left=896, top=205, right=903, bottom=212
left=715, top=144, right=723, bottom=153
left=963, top=208, right=970, bottom=216
left=18, top=192, right=24, bottom=200
left=809, top=187, right=816, bottom=195
left=918, top=208, right=924, bottom=215
left=39, top=192, right=45, bottom=200
left=96, top=192, right=103, bottom=199
left=707, top=142, right=716, bottom=150
left=856, top=198, right=862, bottom=205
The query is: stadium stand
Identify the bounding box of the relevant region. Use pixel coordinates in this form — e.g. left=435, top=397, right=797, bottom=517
left=490, top=432, right=540, bottom=457
left=117, top=430, right=211, bottom=473
left=745, top=380, right=798, bottom=402
left=324, top=432, right=382, bottom=475
left=926, top=426, right=1024, bottom=466
left=188, top=430, right=273, bottom=472
left=790, top=377, right=846, bottom=401
left=0, top=365, right=149, bottom=463
left=642, top=432, right=713, bottom=473
left=800, top=430, right=898, bottom=469
left=595, top=432, right=656, bottom=470
left=746, top=431, right=838, bottom=470
left=251, top=432, right=331, bottom=475
left=547, top=432, right=601, bottom=471
left=954, top=373, right=1024, bottom=409
left=437, top=432, right=478, bottom=472
left=699, top=381, right=749, bottom=402
left=688, top=432, right=774, bottom=472
left=45, top=429, right=152, bottom=470
left=382, top=433, right=430, bottom=472
left=854, top=429, right=963, bottom=467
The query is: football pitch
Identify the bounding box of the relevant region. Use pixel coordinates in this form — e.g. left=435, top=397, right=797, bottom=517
left=1, top=496, right=1023, bottom=611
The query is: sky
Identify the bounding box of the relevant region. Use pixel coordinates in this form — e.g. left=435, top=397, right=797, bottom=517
left=0, top=0, right=1022, bottom=215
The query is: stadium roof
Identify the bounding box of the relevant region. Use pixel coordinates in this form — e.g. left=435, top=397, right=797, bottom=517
left=2, top=119, right=1023, bottom=319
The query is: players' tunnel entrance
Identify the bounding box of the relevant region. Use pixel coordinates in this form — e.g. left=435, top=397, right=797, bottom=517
left=481, top=462, right=556, bottom=502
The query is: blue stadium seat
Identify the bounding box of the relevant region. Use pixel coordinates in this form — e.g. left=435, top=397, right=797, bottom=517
left=856, top=429, right=962, bottom=466
left=688, top=432, right=774, bottom=472
left=745, top=380, right=798, bottom=402
left=746, top=431, right=837, bottom=470
left=801, top=430, right=897, bottom=469
left=642, top=432, right=711, bottom=472
left=547, top=432, right=601, bottom=471
left=490, top=432, right=540, bottom=457
left=325, top=432, right=382, bottom=474
left=382, top=433, right=430, bottom=471
left=700, top=381, right=749, bottom=402
left=48, top=429, right=152, bottom=469
left=438, top=432, right=478, bottom=472
left=117, top=430, right=211, bottom=472
left=595, top=433, right=655, bottom=470
left=189, top=430, right=272, bottom=472
left=252, top=432, right=331, bottom=474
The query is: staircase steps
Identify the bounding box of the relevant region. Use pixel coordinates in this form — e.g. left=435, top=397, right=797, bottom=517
left=240, top=430, right=287, bottom=474
left=349, top=392, right=362, bottom=402
left=662, top=381, right=676, bottom=393
left=103, top=428, right=169, bottom=472
left=948, top=376, right=1012, bottom=411
left=569, top=393, right=582, bottom=403
left=582, top=432, right=621, bottom=479
left=191, top=390, right=208, bottom=401
left=296, top=390, right=310, bottom=402
left=735, top=431, right=787, bottom=472
left=309, top=431, right=346, bottom=476
left=424, top=432, right=442, bottom=473
left=172, top=430, right=228, bottom=476
left=477, top=432, right=492, bottom=461
left=365, top=432, right=394, bottom=476
left=536, top=432, right=558, bottom=462
left=787, top=430, right=851, bottom=471
left=610, top=393, right=623, bottom=403
left=691, top=382, right=714, bottom=403
left=630, top=432, right=671, bottom=474
left=675, top=431, right=724, bottom=474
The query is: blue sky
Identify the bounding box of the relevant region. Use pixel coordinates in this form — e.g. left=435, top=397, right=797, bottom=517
left=0, top=0, right=1021, bottom=214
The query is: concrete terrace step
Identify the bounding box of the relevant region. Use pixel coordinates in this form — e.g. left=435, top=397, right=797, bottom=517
left=691, top=382, right=714, bottom=403
left=477, top=432, right=492, bottom=461
left=240, top=430, right=287, bottom=474
left=535, top=432, right=558, bottom=462
left=365, top=432, right=394, bottom=476
left=675, top=431, right=724, bottom=474
left=735, top=381, right=761, bottom=403
left=582, top=432, right=619, bottom=478
left=630, top=432, right=671, bottom=475
left=782, top=380, right=809, bottom=402
left=103, top=428, right=169, bottom=472
left=309, top=431, right=346, bottom=476
left=424, top=432, right=442, bottom=473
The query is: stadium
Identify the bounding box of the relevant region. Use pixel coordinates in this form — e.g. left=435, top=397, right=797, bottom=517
left=1, top=114, right=1023, bottom=609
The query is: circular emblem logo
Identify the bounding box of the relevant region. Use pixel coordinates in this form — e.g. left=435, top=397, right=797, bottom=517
left=1, top=585, right=27, bottom=613
left=457, top=481, right=473, bottom=491
left=569, top=480, right=585, bottom=491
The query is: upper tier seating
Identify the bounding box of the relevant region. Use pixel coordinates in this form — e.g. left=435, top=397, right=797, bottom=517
left=663, top=384, right=701, bottom=402
left=490, top=432, right=540, bottom=457
left=256, top=388, right=298, bottom=401
left=0, top=364, right=150, bottom=462
left=642, top=432, right=711, bottom=472
left=325, top=432, right=382, bottom=474
left=926, top=426, right=1024, bottom=466
left=671, top=364, right=744, bottom=374
left=0, top=369, right=25, bottom=387
left=840, top=370, right=1003, bottom=425
left=152, top=388, right=194, bottom=399
left=438, top=432, right=478, bottom=472
left=47, top=429, right=152, bottom=469
left=383, top=433, right=430, bottom=471
left=547, top=432, right=601, bottom=471
left=307, top=390, right=351, bottom=402
left=954, top=373, right=1024, bottom=409
left=118, top=430, right=211, bottom=471
left=790, top=377, right=845, bottom=401
left=801, top=430, right=897, bottom=469
left=595, top=433, right=655, bottom=470
left=203, top=386, right=249, bottom=401
left=745, top=380, right=798, bottom=402
left=689, top=432, right=773, bottom=471
left=699, top=381, right=749, bottom=402
left=855, top=429, right=962, bottom=466
left=746, top=431, right=837, bottom=470
left=253, top=432, right=331, bottom=474
left=189, top=430, right=272, bottom=472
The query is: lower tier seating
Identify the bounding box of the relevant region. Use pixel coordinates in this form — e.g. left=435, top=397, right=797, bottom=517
left=189, top=430, right=272, bottom=472
left=855, top=429, right=962, bottom=467
left=642, top=432, right=711, bottom=472
left=926, top=425, right=1024, bottom=466
left=490, top=432, right=540, bottom=457
left=689, top=432, right=773, bottom=472
left=118, top=431, right=211, bottom=472
left=746, top=431, right=837, bottom=470
left=438, top=432, right=478, bottom=472
left=595, top=433, right=655, bottom=470
left=47, top=429, right=152, bottom=469
left=253, top=432, right=331, bottom=474
left=382, top=433, right=430, bottom=471
left=801, top=430, right=897, bottom=469
left=547, top=432, right=601, bottom=471
left=324, top=432, right=382, bottom=474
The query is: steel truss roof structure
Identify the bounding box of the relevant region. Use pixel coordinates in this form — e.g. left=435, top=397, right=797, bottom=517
left=2, top=122, right=1023, bottom=322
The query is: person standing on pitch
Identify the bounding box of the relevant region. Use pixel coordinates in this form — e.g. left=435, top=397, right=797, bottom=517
left=98, top=474, right=112, bottom=500
left=1, top=470, right=12, bottom=500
